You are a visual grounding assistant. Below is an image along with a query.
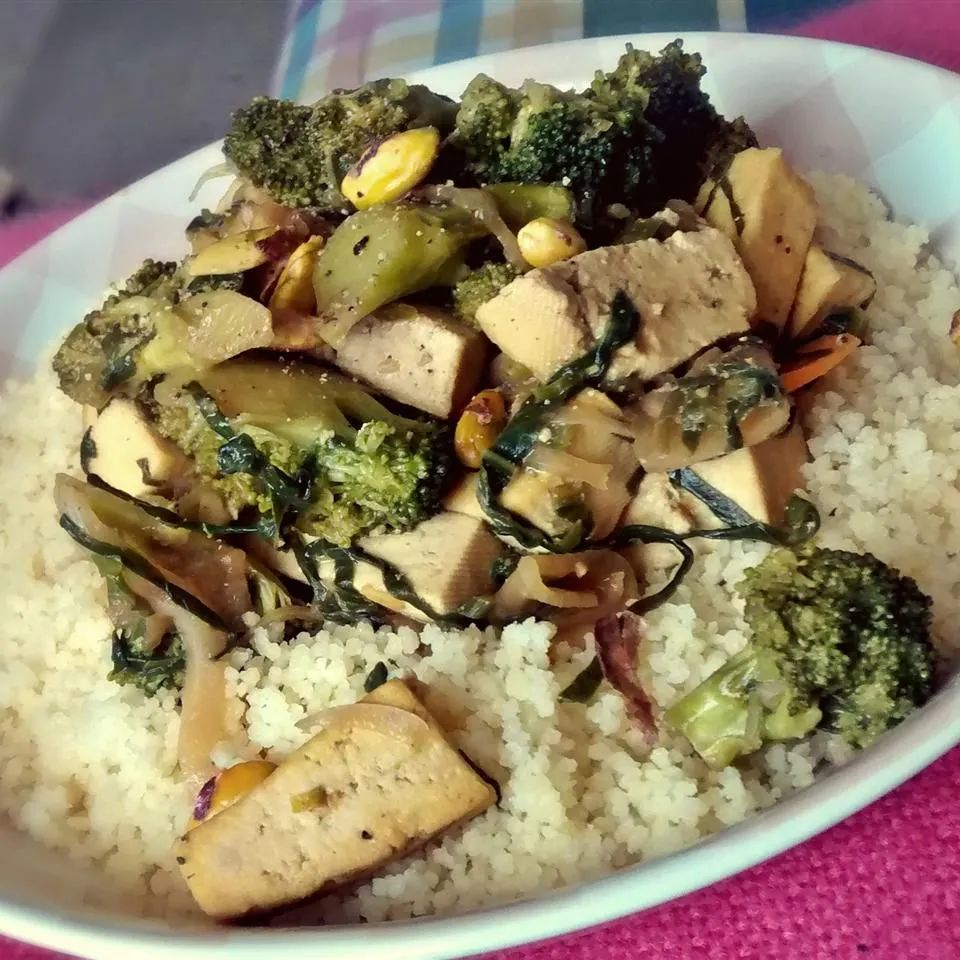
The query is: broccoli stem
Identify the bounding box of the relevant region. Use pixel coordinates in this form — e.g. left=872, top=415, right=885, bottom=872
left=665, top=646, right=822, bottom=769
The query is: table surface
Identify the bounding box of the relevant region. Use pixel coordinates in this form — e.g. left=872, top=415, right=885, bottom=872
left=3, top=2, right=960, bottom=958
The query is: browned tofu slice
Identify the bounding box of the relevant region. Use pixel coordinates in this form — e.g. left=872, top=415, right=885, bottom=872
left=476, top=226, right=755, bottom=383
left=352, top=512, right=504, bottom=619
left=788, top=246, right=875, bottom=340
left=683, top=422, right=808, bottom=526
left=176, top=680, right=496, bottom=920
left=697, top=147, right=817, bottom=332
left=333, top=304, right=487, bottom=418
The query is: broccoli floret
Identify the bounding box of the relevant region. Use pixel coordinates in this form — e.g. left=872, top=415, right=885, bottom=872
left=666, top=544, right=935, bottom=767
left=149, top=393, right=280, bottom=517
left=455, top=74, right=659, bottom=222
left=702, top=115, right=758, bottom=180
left=223, top=80, right=457, bottom=211
left=181, top=272, right=244, bottom=297
left=107, top=259, right=180, bottom=305
left=52, top=259, right=179, bottom=407
left=148, top=363, right=450, bottom=544
left=591, top=41, right=756, bottom=202
left=302, top=420, right=451, bottom=546
left=453, top=262, right=520, bottom=323
left=453, top=40, right=754, bottom=224
left=108, top=628, right=185, bottom=697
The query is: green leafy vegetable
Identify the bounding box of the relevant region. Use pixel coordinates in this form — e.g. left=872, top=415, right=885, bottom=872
left=293, top=536, right=469, bottom=626
left=187, top=382, right=312, bottom=538
left=363, top=662, right=389, bottom=692
left=600, top=523, right=696, bottom=613
left=109, top=628, right=185, bottom=697
left=632, top=343, right=791, bottom=472
left=669, top=471, right=821, bottom=546
left=559, top=656, right=603, bottom=703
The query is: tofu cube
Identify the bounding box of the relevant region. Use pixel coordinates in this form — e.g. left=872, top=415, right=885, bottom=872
left=355, top=512, right=504, bottom=620
left=788, top=245, right=875, bottom=340
left=176, top=680, right=496, bottom=920
left=442, top=472, right=486, bottom=521
left=698, top=147, right=817, bottom=332
left=477, top=226, right=754, bottom=384
left=334, top=305, right=487, bottom=418
left=476, top=271, right=590, bottom=381
left=617, top=473, right=698, bottom=575
left=81, top=397, right=187, bottom=498
left=686, top=423, right=809, bottom=526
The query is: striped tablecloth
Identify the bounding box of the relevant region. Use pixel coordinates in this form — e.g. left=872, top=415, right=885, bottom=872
left=3, top=2, right=960, bottom=959
left=275, top=0, right=960, bottom=100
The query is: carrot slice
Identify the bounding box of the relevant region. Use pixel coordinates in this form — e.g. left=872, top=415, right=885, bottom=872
left=779, top=334, right=861, bottom=393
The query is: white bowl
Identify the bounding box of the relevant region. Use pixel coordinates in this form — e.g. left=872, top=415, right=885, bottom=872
left=1, top=31, right=959, bottom=960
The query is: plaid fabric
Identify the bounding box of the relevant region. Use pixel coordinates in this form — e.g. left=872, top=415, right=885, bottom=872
left=274, top=0, right=864, bottom=101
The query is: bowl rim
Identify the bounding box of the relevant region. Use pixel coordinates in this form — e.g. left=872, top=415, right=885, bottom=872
left=1, top=29, right=959, bottom=960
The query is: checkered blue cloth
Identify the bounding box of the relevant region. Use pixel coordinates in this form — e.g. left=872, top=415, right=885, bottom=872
left=275, top=0, right=848, bottom=102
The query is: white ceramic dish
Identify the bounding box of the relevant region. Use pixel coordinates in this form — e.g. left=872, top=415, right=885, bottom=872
left=1, top=31, right=959, bottom=960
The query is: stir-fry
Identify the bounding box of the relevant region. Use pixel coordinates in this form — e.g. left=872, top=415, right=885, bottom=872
left=48, top=41, right=936, bottom=920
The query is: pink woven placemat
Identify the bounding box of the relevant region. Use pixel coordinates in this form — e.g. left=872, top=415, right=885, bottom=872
left=3, top=3, right=960, bottom=959
left=0, top=208, right=85, bottom=270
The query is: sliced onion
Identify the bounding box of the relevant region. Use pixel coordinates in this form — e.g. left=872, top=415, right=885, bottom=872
left=142, top=612, right=174, bottom=653
left=189, top=161, right=235, bottom=203
left=296, top=702, right=432, bottom=746
left=241, top=536, right=310, bottom=585
left=178, top=291, right=273, bottom=363
left=550, top=552, right=639, bottom=649
left=493, top=556, right=599, bottom=621
left=56, top=474, right=252, bottom=631
left=419, top=184, right=528, bottom=271
left=493, top=551, right=640, bottom=651
left=176, top=484, right=232, bottom=526
left=490, top=353, right=536, bottom=395
left=553, top=400, right=630, bottom=438
left=357, top=583, right=415, bottom=616
left=178, top=653, right=230, bottom=785
left=125, top=572, right=233, bottom=784
left=215, top=178, right=245, bottom=214
left=525, top=444, right=611, bottom=489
